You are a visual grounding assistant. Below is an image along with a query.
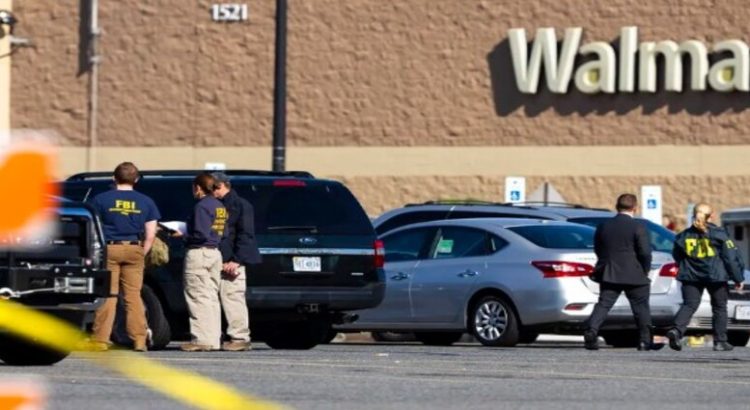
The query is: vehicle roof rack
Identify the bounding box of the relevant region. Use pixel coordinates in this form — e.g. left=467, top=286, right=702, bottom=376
left=502, top=201, right=611, bottom=211
left=66, top=169, right=315, bottom=181
left=404, top=199, right=535, bottom=208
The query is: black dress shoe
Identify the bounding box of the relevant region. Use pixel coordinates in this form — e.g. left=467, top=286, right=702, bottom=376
left=666, top=329, right=682, bottom=351
left=584, top=330, right=599, bottom=350
left=714, top=341, right=734, bottom=351
left=637, top=341, right=665, bottom=351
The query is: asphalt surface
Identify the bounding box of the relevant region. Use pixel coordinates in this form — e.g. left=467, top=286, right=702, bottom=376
left=4, top=337, right=750, bottom=410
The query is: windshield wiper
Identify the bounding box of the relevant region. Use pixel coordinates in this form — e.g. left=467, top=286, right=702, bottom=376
left=267, top=225, right=319, bottom=233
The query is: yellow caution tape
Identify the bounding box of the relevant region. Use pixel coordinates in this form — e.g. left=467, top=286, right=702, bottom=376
left=0, top=299, right=285, bottom=410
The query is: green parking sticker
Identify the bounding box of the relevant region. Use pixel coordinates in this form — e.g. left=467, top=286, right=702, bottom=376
left=437, top=239, right=454, bottom=254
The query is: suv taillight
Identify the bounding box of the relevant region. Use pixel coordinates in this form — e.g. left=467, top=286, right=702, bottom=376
left=374, top=240, right=384, bottom=269
left=659, top=263, right=679, bottom=277
left=532, top=261, right=593, bottom=278
left=273, top=179, right=306, bottom=187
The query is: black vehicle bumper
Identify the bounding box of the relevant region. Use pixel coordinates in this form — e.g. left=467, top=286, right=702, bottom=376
left=247, top=282, right=386, bottom=311
left=0, top=265, right=110, bottom=313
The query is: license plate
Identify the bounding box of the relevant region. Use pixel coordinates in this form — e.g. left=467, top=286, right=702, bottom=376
left=735, top=305, right=750, bottom=321
left=293, top=256, right=322, bottom=272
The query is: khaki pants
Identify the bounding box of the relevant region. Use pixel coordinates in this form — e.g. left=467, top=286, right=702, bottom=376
left=92, top=244, right=147, bottom=348
left=184, top=248, right=223, bottom=349
left=220, top=265, right=250, bottom=342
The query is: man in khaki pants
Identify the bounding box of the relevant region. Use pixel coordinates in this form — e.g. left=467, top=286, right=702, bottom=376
left=212, top=173, right=262, bottom=351
left=89, top=162, right=160, bottom=352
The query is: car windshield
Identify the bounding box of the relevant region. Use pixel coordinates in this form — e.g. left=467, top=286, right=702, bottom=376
left=568, top=217, right=675, bottom=253
left=507, top=225, right=595, bottom=249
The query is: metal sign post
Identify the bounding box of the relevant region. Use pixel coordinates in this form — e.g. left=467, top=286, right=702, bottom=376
left=271, top=0, right=287, bottom=172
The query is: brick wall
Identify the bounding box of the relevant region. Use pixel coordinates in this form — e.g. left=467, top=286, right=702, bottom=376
left=11, top=0, right=750, bottom=146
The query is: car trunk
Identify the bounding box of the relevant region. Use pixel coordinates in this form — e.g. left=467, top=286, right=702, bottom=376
left=252, top=234, right=377, bottom=287
left=572, top=251, right=674, bottom=295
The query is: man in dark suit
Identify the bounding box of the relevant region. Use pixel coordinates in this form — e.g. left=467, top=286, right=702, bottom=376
left=584, top=193, right=659, bottom=351
left=212, top=173, right=263, bottom=351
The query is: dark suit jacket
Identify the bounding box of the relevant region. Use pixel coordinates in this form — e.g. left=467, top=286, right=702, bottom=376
left=218, top=189, right=262, bottom=266
left=592, top=213, right=652, bottom=285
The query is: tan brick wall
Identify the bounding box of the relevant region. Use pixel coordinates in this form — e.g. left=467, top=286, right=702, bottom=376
left=11, top=0, right=750, bottom=147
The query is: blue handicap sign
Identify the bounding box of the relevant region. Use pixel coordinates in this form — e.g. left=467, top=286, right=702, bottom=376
left=647, top=199, right=657, bottom=209
left=510, top=191, right=521, bottom=201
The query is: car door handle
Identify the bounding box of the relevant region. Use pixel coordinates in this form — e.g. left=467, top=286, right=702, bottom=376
left=390, top=272, right=409, bottom=281
left=458, top=270, right=479, bottom=278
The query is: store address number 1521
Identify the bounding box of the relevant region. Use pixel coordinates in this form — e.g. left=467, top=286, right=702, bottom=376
left=211, top=4, right=249, bottom=22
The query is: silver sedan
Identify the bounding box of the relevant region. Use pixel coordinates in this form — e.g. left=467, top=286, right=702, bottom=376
left=338, top=218, right=681, bottom=347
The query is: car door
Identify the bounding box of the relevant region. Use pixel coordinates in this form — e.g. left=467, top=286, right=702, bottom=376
left=354, top=227, right=436, bottom=325
left=409, top=226, right=489, bottom=325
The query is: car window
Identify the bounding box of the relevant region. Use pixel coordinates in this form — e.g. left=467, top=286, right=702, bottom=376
left=568, top=217, right=675, bottom=253
left=234, top=183, right=373, bottom=235
left=489, top=235, right=509, bottom=253
left=375, top=211, right=449, bottom=235
left=382, top=228, right=435, bottom=262
left=508, top=225, right=595, bottom=249
left=430, top=227, right=493, bottom=259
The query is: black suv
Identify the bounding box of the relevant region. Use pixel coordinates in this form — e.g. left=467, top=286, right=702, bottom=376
left=62, top=170, right=385, bottom=349
left=0, top=199, right=110, bottom=365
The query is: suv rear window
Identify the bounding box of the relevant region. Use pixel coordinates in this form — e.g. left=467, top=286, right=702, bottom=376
left=234, top=183, right=372, bottom=235
left=508, top=225, right=595, bottom=249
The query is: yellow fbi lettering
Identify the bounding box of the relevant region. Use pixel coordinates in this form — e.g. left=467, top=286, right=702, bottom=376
left=212, top=207, right=228, bottom=235
left=109, top=200, right=142, bottom=216
left=685, top=238, right=716, bottom=258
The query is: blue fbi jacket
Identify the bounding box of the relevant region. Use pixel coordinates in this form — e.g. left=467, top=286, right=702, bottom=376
left=91, top=189, right=161, bottom=241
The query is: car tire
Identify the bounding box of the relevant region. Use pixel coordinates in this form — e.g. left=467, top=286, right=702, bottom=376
left=263, top=319, right=328, bottom=350
left=112, top=284, right=171, bottom=350
left=601, top=330, right=640, bottom=348
left=321, top=329, right=339, bottom=344
left=414, top=332, right=463, bottom=346
left=469, top=295, right=520, bottom=347
left=727, top=331, right=750, bottom=347
left=371, top=331, right=416, bottom=342
left=0, top=335, right=69, bottom=366
left=518, top=330, right=540, bottom=344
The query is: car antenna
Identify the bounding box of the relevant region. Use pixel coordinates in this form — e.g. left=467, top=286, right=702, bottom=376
left=82, top=187, right=93, bottom=202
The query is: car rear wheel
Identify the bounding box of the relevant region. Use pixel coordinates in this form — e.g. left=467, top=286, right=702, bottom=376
left=371, top=331, right=416, bottom=342
left=0, top=335, right=69, bottom=366
left=518, top=330, right=540, bottom=344
left=321, top=329, right=339, bottom=344
left=263, top=319, right=328, bottom=350
left=470, top=295, right=519, bottom=347
left=415, top=332, right=463, bottom=346
left=112, top=284, right=171, bottom=350
left=727, top=331, right=750, bottom=347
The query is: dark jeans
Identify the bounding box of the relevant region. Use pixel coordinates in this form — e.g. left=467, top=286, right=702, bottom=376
left=586, top=282, right=652, bottom=342
left=673, top=281, right=729, bottom=342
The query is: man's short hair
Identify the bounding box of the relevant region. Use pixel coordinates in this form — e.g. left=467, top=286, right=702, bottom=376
left=114, top=162, right=139, bottom=185
left=211, top=172, right=231, bottom=189
left=616, top=194, right=638, bottom=212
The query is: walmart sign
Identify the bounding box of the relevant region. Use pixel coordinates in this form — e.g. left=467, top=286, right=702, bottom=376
left=508, top=26, right=749, bottom=94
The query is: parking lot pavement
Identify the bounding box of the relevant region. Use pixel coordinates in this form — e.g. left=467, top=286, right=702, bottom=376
left=4, top=340, right=750, bottom=410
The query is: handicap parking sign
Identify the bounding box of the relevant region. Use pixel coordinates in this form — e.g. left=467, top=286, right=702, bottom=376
left=510, top=191, right=521, bottom=202
left=647, top=199, right=657, bottom=210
